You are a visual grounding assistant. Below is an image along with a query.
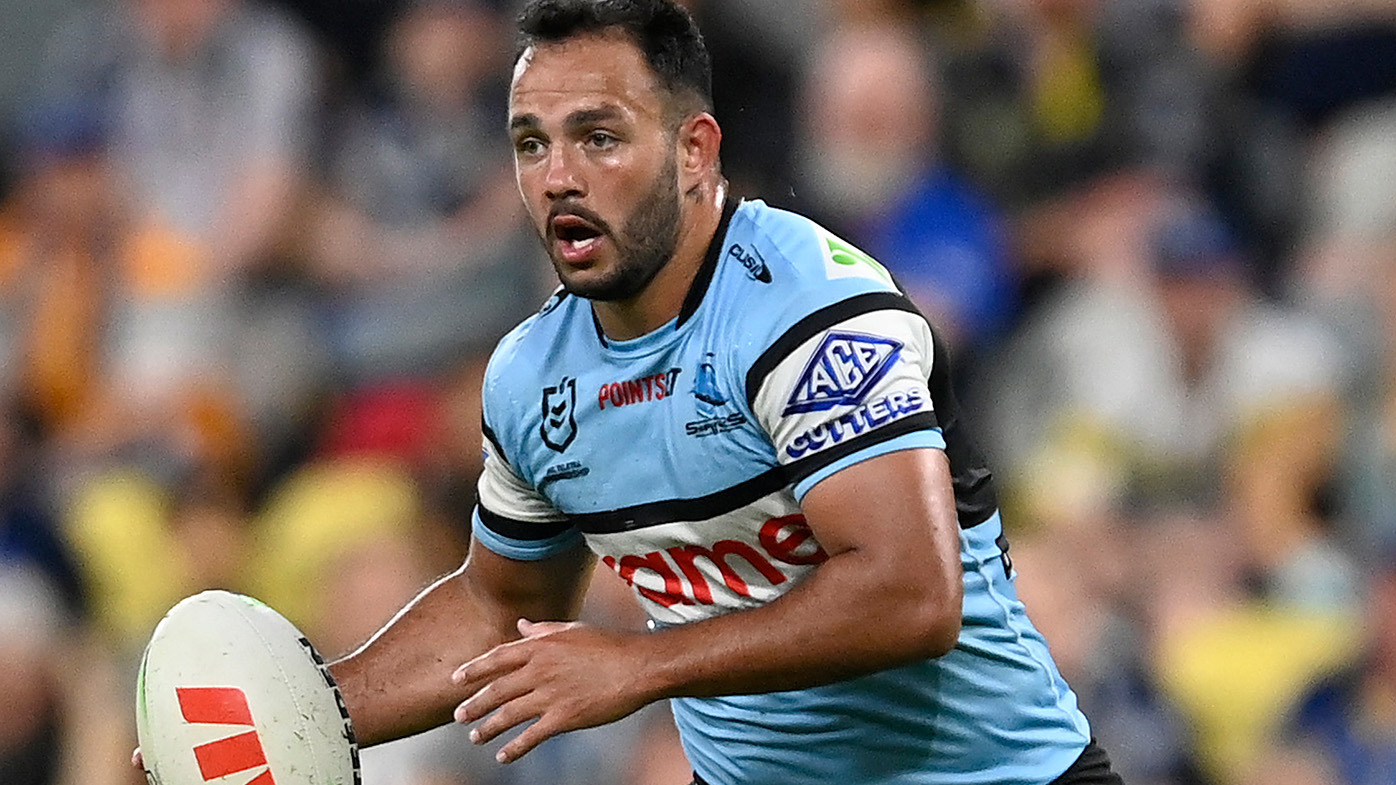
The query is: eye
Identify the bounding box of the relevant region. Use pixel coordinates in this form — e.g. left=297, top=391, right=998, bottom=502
left=585, top=131, right=619, bottom=150
left=515, top=136, right=546, bottom=157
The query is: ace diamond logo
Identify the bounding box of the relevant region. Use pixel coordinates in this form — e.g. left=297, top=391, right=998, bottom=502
left=783, top=331, right=904, bottom=415
left=541, top=376, right=578, bottom=452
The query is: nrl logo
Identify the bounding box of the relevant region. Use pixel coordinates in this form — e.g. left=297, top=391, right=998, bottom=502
left=783, top=331, right=903, bottom=414
left=540, top=376, right=578, bottom=452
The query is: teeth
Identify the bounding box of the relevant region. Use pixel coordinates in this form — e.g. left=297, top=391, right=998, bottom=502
left=569, top=237, right=598, bottom=251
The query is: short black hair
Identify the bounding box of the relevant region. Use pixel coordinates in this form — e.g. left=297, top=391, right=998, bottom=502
left=516, top=0, right=713, bottom=114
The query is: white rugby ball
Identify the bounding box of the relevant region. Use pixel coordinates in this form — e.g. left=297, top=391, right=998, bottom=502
left=136, top=590, right=360, bottom=785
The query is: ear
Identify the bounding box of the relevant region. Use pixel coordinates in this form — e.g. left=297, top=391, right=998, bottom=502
left=677, top=111, right=722, bottom=190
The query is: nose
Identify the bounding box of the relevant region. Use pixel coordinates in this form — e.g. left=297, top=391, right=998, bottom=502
left=542, top=145, right=584, bottom=202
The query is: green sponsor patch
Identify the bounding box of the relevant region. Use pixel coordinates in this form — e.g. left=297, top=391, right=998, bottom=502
left=825, top=234, right=893, bottom=285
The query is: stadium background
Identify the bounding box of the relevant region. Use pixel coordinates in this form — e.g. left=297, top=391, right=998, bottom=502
left=1, top=0, right=1395, bottom=783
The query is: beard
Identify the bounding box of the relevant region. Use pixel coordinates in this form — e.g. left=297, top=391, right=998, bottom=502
left=543, top=154, right=682, bottom=302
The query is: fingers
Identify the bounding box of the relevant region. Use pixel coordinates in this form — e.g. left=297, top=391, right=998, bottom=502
left=450, top=620, right=593, bottom=764
left=465, top=690, right=547, bottom=747
left=451, top=637, right=530, bottom=694
left=454, top=671, right=533, bottom=725
left=132, top=748, right=143, bottom=769
left=496, top=713, right=566, bottom=764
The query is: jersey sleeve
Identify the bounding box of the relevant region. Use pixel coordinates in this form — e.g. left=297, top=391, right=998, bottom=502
left=746, top=294, right=946, bottom=500
left=473, top=414, right=583, bottom=561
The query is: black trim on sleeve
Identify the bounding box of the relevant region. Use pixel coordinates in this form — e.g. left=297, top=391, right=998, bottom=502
left=480, top=416, right=506, bottom=466
left=566, top=465, right=788, bottom=535
left=475, top=504, right=574, bottom=542
left=783, top=413, right=940, bottom=486
left=745, top=292, right=922, bottom=407
left=676, top=196, right=740, bottom=329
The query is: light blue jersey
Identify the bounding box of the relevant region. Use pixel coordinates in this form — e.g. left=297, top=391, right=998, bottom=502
left=474, top=198, right=1090, bottom=784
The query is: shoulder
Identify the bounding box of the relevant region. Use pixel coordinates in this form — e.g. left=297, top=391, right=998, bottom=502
left=721, top=200, right=914, bottom=338
left=712, top=201, right=931, bottom=407
left=481, top=289, right=583, bottom=416
left=730, top=199, right=900, bottom=297
left=719, top=201, right=906, bottom=343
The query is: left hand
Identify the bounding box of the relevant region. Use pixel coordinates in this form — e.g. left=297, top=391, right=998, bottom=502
left=452, top=619, right=655, bottom=763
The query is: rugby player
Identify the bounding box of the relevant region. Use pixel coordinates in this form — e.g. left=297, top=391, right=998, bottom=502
left=141, top=1, right=1123, bottom=781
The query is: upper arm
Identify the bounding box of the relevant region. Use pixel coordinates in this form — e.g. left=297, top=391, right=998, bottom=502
left=744, top=294, right=965, bottom=645
left=748, top=295, right=946, bottom=501
left=474, top=369, right=585, bottom=561
left=471, top=370, right=593, bottom=618
left=798, top=448, right=962, bottom=602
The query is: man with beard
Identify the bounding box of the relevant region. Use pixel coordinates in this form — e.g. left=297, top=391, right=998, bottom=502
left=138, top=1, right=1122, bottom=782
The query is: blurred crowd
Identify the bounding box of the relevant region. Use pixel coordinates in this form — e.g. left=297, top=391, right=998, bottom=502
left=2, top=0, right=1395, bottom=783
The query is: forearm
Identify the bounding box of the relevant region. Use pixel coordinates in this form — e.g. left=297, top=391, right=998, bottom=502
left=637, top=542, right=963, bottom=701
left=329, top=567, right=518, bottom=746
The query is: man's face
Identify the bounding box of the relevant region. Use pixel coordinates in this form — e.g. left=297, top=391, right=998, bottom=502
left=509, top=32, right=682, bottom=302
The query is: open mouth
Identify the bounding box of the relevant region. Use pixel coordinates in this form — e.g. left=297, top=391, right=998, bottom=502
left=552, top=215, right=605, bottom=258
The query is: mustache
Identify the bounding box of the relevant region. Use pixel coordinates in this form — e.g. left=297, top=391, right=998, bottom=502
left=546, top=202, right=614, bottom=239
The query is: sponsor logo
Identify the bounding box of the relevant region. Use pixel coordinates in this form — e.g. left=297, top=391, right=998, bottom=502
left=599, top=368, right=681, bottom=409
left=175, top=686, right=277, bottom=784
left=784, top=331, right=903, bottom=415
left=540, top=377, right=578, bottom=453
left=822, top=231, right=894, bottom=285
left=727, top=243, right=772, bottom=283
left=686, top=352, right=748, bottom=437
left=785, top=389, right=926, bottom=459
left=539, top=460, right=590, bottom=490
left=601, top=514, right=828, bottom=607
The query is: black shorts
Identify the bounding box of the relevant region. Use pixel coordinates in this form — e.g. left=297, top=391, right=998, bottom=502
left=689, top=738, right=1124, bottom=785
left=1050, top=739, right=1124, bottom=785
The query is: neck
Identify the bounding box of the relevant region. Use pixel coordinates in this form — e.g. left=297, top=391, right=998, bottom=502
left=592, top=179, right=727, bottom=341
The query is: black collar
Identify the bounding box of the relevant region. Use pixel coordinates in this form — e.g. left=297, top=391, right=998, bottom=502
left=676, top=195, right=740, bottom=328
left=591, top=195, right=740, bottom=347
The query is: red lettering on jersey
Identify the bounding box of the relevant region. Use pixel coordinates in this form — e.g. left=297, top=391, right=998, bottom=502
left=666, top=541, right=788, bottom=604
left=603, top=553, right=689, bottom=607
left=597, top=369, right=683, bottom=409
left=759, top=514, right=829, bottom=566
left=604, top=514, right=829, bottom=606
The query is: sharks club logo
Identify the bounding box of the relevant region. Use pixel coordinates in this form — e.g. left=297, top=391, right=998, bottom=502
left=686, top=353, right=748, bottom=438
